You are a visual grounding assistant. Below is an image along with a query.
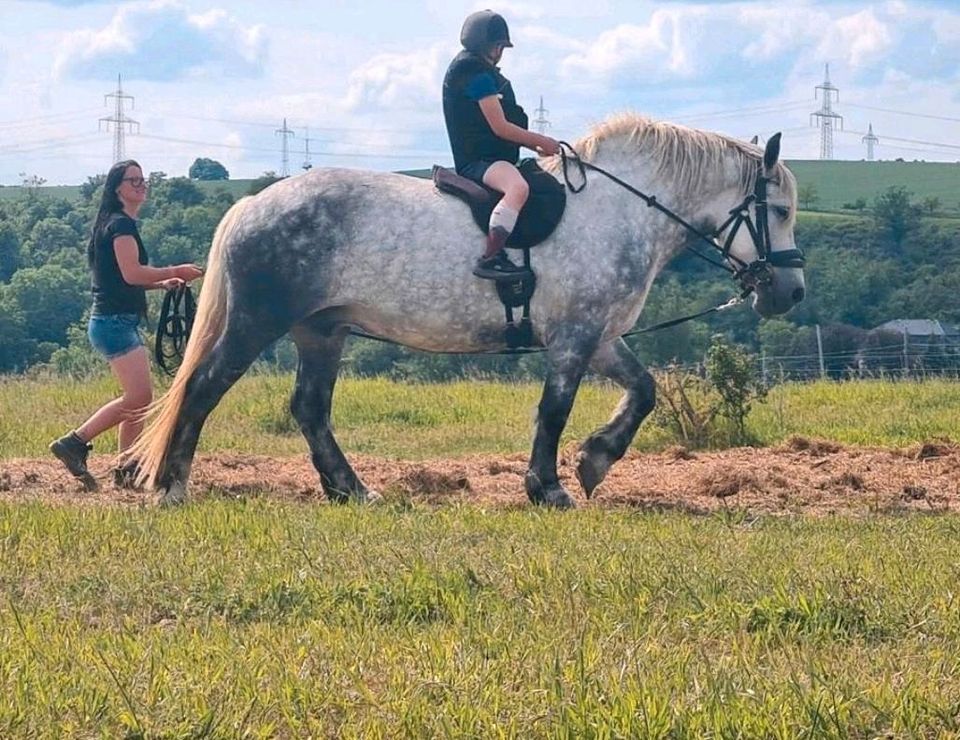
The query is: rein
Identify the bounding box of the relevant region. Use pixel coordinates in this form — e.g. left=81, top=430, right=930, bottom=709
left=155, top=284, right=195, bottom=376
left=558, top=141, right=805, bottom=287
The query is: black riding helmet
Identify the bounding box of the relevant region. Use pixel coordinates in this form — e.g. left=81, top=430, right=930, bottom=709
left=460, top=10, right=513, bottom=53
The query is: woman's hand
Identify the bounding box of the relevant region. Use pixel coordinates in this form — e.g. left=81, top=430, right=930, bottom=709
left=174, top=264, right=205, bottom=282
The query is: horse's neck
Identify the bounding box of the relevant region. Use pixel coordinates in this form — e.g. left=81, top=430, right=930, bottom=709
left=590, top=141, right=737, bottom=209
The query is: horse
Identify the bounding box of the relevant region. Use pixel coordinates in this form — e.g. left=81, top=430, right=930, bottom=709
left=130, top=113, right=806, bottom=508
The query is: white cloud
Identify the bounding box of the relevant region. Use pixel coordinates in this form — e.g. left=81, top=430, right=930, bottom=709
left=816, top=9, right=892, bottom=68
left=560, top=10, right=699, bottom=83
left=477, top=1, right=545, bottom=21
left=738, top=7, right=826, bottom=61
left=344, top=43, right=449, bottom=112
left=53, top=0, right=266, bottom=82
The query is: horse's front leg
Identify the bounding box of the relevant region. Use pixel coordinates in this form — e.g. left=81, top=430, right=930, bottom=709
left=525, top=326, right=601, bottom=508
left=575, top=338, right=656, bottom=498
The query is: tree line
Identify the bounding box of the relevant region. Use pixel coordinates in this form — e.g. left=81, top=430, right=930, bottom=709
left=0, top=168, right=957, bottom=379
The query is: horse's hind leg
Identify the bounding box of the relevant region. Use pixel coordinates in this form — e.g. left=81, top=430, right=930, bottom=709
left=157, top=319, right=284, bottom=505
left=575, top=338, right=655, bottom=498
left=290, top=319, right=378, bottom=504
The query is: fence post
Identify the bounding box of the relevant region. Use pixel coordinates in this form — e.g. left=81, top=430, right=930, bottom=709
left=902, top=331, right=909, bottom=378
left=815, top=324, right=826, bottom=379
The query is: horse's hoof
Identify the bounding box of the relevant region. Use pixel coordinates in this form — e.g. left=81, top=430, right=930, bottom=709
left=525, top=472, right=577, bottom=509
left=574, top=444, right=613, bottom=499
left=540, top=485, right=577, bottom=509
left=157, top=481, right=187, bottom=508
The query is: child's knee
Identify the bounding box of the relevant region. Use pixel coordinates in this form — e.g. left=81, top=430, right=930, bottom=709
left=511, top=178, right=530, bottom=202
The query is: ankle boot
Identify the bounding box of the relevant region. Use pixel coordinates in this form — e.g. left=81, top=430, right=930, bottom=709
left=49, top=432, right=98, bottom=491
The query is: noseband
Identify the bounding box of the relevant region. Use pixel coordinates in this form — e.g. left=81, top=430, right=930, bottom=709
left=558, top=142, right=805, bottom=295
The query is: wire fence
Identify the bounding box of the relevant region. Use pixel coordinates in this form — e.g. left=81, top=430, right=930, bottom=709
left=653, top=340, right=960, bottom=384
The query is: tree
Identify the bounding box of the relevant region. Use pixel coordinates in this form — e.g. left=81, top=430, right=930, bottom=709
left=21, top=217, right=84, bottom=267
left=797, top=183, right=819, bottom=210
left=921, top=196, right=942, bottom=217
left=873, top=186, right=918, bottom=249
left=0, top=291, right=34, bottom=371
left=248, top=171, right=284, bottom=195
left=841, top=197, right=867, bottom=212
left=188, top=157, right=229, bottom=181
left=79, top=174, right=107, bottom=202
left=150, top=177, right=205, bottom=208
left=5, top=265, right=87, bottom=346
left=0, top=222, right=20, bottom=282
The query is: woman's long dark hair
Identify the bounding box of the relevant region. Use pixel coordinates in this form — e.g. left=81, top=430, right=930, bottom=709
left=87, top=159, right=141, bottom=266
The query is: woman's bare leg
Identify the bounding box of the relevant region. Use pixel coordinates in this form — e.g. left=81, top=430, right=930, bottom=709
left=76, top=346, right=152, bottom=452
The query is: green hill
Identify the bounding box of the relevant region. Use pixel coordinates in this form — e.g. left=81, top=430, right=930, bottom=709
left=4, top=160, right=960, bottom=215
left=786, top=160, right=960, bottom=215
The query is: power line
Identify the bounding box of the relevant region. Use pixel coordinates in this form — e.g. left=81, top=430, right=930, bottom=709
left=275, top=118, right=295, bottom=177
left=301, top=126, right=312, bottom=171
left=98, top=75, right=139, bottom=163
left=0, top=108, right=102, bottom=132
left=840, top=128, right=960, bottom=151
left=811, top=63, right=843, bottom=160
left=678, top=100, right=810, bottom=123
left=532, top=96, right=550, bottom=134
left=845, top=102, right=960, bottom=124
left=172, top=112, right=428, bottom=136
left=134, top=132, right=448, bottom=160
left=862, top=123, right=879, bottom=161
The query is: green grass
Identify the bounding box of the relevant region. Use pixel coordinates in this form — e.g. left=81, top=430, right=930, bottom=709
left=1, top=374, right=957, bottom=460
left=3, top=376, right=960, bottom=734
left=787, top=159, right=960, bottom=215
left=3, top=504, right=960, bottom=737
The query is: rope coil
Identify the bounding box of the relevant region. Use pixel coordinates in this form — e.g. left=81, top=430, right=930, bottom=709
left=155, top=284, right=195, bottom=376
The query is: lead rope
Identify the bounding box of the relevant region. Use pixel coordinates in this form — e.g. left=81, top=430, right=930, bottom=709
left=155, top=284, right=195, bottom=376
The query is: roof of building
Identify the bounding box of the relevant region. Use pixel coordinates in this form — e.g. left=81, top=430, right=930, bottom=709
left=874, top=319, right=946, bottom=336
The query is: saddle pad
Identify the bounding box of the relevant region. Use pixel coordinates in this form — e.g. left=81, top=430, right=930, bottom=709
left=433, top=159, right=566, bottom=250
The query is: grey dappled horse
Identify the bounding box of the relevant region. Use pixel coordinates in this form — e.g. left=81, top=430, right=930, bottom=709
left=131, top=114, right=805, bottom=507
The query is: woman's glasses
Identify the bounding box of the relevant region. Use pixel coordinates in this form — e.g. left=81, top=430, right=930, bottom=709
left=122, top=177, right=147, bottom=188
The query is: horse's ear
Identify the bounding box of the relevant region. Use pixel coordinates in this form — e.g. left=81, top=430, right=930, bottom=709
left=764, top=132, right=782, bottom=170
left=750, top=135, right=759, bottom=145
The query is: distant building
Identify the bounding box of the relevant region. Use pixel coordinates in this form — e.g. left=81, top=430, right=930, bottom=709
left=873, top=319, right=946, bottom=338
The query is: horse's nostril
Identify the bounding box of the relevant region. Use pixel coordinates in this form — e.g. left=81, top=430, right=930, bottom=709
left=792, top=287, right=805, bottom=303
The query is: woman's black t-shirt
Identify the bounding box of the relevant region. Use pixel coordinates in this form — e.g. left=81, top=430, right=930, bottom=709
left=90, top=212, right=148, bottom=317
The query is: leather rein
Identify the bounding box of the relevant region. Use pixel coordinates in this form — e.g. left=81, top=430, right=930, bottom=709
left=557, top=141, right=805, bottom=299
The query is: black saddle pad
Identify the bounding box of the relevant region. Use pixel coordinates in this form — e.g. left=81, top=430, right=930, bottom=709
left=432, top=159, right=566, bottom=249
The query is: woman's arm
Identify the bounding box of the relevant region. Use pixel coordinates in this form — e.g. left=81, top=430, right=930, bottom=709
left=113, top=236, right=203, bottom=288
left=478, top=96, right=559, bottom=155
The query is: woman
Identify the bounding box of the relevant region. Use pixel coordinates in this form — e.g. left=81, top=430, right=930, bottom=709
left=442, top=9, right=560, bottom=281
left=49, top=160, right=204, bottom=490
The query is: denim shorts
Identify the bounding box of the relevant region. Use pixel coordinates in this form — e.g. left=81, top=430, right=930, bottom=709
left=88, top=313, right=144, bottom=360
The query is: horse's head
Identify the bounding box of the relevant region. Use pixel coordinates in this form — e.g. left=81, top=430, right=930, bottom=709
left=718, top=134, right=806, bottom=318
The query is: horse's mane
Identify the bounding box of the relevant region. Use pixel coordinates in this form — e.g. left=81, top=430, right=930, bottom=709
left=545, top=112, right=793, bottom=199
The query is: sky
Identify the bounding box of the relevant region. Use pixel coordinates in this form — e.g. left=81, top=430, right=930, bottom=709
left=1, top=0, right=958, bottom=185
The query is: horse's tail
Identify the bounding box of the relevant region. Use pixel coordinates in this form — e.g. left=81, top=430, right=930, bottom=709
left=131, top=197, right=248, bottom=488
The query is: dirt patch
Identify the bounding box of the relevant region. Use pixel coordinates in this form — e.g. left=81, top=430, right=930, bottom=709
left=2, top=441, right=959, bottom=515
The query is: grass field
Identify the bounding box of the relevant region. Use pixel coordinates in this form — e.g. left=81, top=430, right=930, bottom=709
left=2, top=376, right=959, bottom=736
left=1, top=374, right=959, bottom=460
left=3, top=504, right=960, bottom=736
left=786, top=159, right=960, bottom=215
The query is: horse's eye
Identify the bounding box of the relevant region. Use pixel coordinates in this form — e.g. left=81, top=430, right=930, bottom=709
left=773, top=206, right=790, bottom=219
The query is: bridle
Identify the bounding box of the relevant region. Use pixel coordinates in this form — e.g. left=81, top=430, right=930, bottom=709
left=558, top=141, right=805, bottom=297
